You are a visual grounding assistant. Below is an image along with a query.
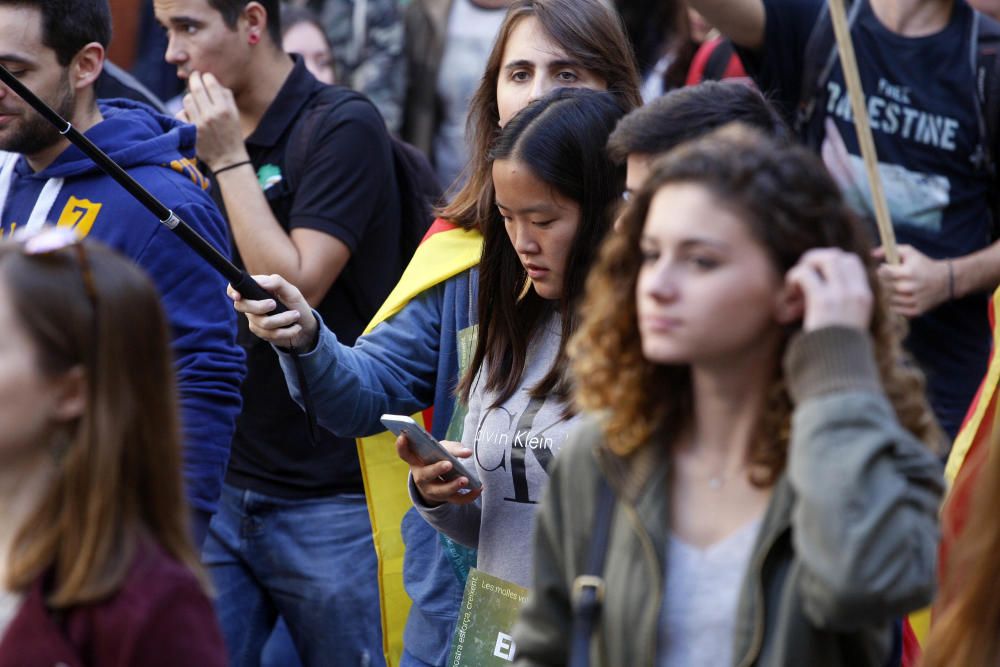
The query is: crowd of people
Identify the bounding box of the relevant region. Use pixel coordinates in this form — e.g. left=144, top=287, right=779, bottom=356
left=1, top=0, right=1000, bottom=666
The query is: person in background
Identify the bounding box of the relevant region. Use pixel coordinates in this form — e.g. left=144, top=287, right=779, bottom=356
left=281, top=4, right=335, bottom=84
left=616, top=0, right=707, bottom=100
left=0, top=233, right=226, bottom=667
left=513, top=126, right=944, bottom=666
left=606, top=80, right=787, bottom=199
left=403, top=0, right=512, bottom=189
left=299, top=0, right=405, bottom=131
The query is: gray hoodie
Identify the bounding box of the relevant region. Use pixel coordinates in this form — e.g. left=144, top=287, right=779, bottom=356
left=412, top=314, right=579, bottom=587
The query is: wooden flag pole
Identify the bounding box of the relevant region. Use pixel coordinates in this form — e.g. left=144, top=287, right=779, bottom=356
left=827, top=0, right=900, bottom=264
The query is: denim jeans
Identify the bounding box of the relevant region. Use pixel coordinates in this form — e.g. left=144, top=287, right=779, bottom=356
left=203, top=484, right=385, bottom=667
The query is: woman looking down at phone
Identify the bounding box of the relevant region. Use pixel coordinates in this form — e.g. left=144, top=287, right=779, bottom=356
left=396, top=88, right=627, bottom=588
left=230, top=3, right=639, bottom=664
left=511, top=126, right=945, bottom=666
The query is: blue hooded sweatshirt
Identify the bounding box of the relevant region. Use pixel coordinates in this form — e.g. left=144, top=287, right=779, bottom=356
left=0, top=99, right=245, bottom=515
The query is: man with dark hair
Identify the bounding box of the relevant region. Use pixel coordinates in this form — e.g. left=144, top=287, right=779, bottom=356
left=207, top=0, right=283, bottom=43
left=607, top=80, right=789, bottom=197
left=154, top=0, right=402, bottom=664
left=13, top=0, right=112, bottom=66
left=0, top=0, right=244, bottom=540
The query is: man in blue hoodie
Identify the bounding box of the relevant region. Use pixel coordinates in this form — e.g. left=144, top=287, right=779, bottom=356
left=0, top=0, right=245, bottom=544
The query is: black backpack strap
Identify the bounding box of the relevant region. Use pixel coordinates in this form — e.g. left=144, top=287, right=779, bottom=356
left=389, top=136, right=441, bottom=268
left=794, top=0, right=864, bottom=142
left=569, top=475, right=616, bottom=667
left=283, top=85, right=357, bottom=194
left=972, top=11, right=1000, bottom=237
left=701, top=38, right=736, bottom=81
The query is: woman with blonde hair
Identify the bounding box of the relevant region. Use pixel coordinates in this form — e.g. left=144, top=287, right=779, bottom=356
left=0, top=232, right=225, bottom=666
left=512, top=126, right=944, bottom=666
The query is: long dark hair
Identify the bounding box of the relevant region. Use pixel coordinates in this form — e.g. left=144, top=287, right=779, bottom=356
left=570, top=125, right=941, bottom=482
left=458, top=88, right=626, bottom=408
left=439, top=0, right=641, bottom=230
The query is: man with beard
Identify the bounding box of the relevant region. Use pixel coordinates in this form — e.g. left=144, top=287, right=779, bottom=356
left=0, top=0, right=245, bottom=545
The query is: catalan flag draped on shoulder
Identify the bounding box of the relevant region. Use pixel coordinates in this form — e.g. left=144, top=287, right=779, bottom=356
left=357, top=218, right=483, bottom=666
left=902, top=286, right=1000, bottom=666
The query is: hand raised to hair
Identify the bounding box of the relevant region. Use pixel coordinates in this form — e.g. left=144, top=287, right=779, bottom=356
left=873, top=244, right=950, bottom=318
left=178, top=71, right=249, bottom=172
left=786, top=248, right=873, bottom=332
left=227, top=274, right=318, bottom=350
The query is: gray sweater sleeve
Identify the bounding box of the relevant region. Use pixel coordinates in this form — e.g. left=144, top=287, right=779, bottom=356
left=408, top=371, right=484, bottom=550
left=784, top=326, right=944, bottom=631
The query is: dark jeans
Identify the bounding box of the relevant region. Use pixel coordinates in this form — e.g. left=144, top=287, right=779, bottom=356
left=203, top=484, right=385, bottom=667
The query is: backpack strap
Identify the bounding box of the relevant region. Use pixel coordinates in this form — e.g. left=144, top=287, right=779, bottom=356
left=972, top=11, right=1000, bottom=236
left=282, top=85, right=357, bottom=195
left=702, top=38, right=736, bottom=81
left=794, top=0, right=864, bottom=142
left=569, top=475, right=616, bottom=667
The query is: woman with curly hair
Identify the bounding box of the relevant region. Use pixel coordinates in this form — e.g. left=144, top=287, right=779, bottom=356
left=512, top=125, right=944, bottom=667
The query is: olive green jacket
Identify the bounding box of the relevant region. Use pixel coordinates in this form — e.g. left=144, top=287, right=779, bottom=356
left=512, top=327, right=944, bottom=667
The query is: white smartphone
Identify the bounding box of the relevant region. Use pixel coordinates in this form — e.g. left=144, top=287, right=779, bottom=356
left=381, top=414, right=482, bottom=490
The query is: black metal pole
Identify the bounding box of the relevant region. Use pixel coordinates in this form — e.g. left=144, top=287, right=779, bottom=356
left=0, top=63, right=281, bottom=307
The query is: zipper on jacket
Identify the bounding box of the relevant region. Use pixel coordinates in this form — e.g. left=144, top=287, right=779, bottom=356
left=736, top=526, right=788, bottom=667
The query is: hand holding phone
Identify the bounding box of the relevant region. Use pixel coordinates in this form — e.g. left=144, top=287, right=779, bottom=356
left=382, top=414, right=482, bottom=504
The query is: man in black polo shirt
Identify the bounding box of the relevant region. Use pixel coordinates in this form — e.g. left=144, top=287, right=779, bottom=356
left=154, top=0, right=402, bottom=665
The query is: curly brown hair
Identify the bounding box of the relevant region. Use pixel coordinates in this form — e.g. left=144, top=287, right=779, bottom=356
left=569, top=125, right=942, bottom=486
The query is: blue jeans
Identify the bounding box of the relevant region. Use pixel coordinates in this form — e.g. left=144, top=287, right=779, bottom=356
left=203, top=484, right=385, bottom=667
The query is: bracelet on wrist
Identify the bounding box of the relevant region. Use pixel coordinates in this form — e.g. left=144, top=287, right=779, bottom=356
left=213, top=159, right=252, bottom=176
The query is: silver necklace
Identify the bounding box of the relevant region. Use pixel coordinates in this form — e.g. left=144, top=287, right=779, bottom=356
left=703, top=463, right=745, bottom=490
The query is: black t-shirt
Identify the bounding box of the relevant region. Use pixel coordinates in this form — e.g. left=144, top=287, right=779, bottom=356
left=739, top=0, right=992, bottom=436
left=220, top=58, right=403, bottom=497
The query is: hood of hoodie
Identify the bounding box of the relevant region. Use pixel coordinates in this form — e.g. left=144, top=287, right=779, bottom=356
left=14, top=98, right=196, bottom=180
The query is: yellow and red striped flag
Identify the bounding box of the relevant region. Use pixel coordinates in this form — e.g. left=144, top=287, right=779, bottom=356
left=356, top=219, right=483, bottom=667
left=902, top=286, right=1000, bottom=665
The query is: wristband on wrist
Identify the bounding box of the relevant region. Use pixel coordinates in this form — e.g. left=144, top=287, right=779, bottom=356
left=947, top=260, right=955, bottom=301
left=213, top=159, right=252, bottom=176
